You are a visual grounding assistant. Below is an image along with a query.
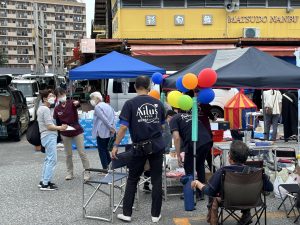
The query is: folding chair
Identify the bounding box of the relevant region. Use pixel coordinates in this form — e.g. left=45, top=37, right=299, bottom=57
left=277, top=184, right=300, bottom=219
left=218, top=169, right=267, bottom=225
left=272, top=147, right=297, bottom=170
left=244, top=160, right=264, bottom=169
left=82, top=151, right=131, bottom=223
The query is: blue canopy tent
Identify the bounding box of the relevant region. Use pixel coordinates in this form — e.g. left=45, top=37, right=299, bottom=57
left=69, top=51, right=166, bottom=80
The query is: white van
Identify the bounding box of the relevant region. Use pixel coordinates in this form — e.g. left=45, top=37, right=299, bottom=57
left=107, top=79, right=238, bottom=117
left=11, top=79, right=39, bottom=121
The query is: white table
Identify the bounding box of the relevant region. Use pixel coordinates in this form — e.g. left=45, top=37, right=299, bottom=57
left=213, top=142, right=278, bottom=174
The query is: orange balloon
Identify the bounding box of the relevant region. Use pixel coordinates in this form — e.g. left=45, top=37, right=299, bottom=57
left=182, top=73, right=198, bottom=90
left=148, top=90, right=160, bottom=100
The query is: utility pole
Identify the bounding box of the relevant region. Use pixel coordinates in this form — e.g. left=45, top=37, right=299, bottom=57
left=51, top=26, right=57, bottom=74
left=59, top=41, right=64, bottom=75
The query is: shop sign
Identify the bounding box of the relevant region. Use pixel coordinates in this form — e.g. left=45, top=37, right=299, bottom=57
left=146, top=15, right=156, bottom=26
left=228, top=16, right=299, bottom=23
left=174, top=15, right=185, bottom=26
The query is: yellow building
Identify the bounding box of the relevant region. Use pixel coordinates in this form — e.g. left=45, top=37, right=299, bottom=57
left=111, top=0, right=300, bottom=39
left=91, top=1, right=300, bottom=70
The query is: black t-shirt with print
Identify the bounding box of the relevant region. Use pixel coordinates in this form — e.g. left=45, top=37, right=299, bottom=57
left=169, top=113, right=212, bottom=152
left=120, top=95, right=166, bottom=153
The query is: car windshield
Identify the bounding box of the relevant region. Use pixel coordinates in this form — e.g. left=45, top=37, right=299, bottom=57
left=14, top=83, right=33, bottom=97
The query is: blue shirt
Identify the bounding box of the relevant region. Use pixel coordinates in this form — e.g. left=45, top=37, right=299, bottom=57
left=92, top=102, right=115, bottom=139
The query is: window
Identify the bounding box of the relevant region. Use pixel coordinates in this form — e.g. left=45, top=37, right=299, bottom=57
left=205, top=0, right=223, bottom=6
left=163, top=0, right=185, bottom=7
left=291, top=0, right=300, bottom=6
left=122, top=0, right=141, bottom=7
left=247, top=0, right=266, bottom=7
left=113, top=80, right=136, bottom=93
left=187, top=0, right=205, bottom=7
left=142, top=0, right=161, bottom=7
left=268, top=0, right=287, bottom=7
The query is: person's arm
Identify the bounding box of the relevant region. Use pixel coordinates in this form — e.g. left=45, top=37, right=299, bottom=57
left=111, top=124, right=128, bottom=159
left=72, top=100, right=81, bottom=108
left=191, top=180, right=216, bottom=196
left=94, top=105, right=114, bottom=130
left=44, top=107, right=67, bottom=131
left=263, top=174, right=274, bottom=192
left=172, top=131, right=183, bottom=167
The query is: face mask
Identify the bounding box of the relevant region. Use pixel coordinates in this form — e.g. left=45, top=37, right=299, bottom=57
left=59, top=96, right=67, bottom=103
left=48, top=97, right=55, bottom=105
left=90, top=100, right=96, bottom=107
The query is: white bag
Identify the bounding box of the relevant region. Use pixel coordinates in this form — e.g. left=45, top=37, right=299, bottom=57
left=274, top=174, right=299, bottom=199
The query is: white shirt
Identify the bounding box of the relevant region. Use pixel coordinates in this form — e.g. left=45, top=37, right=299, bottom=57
left=263, top=90, right=282, bottom=115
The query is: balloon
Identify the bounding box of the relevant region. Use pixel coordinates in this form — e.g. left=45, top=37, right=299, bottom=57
left=198, top=68, right=217, bottom=88
left=197, top=88, right=215, bottom=104
left=176, top=77, right=189, bottom=93
left=148, top=90, right=160, bottom=100
left=167, top=91, right=183, bottom=108
left=178, top=95, right=193, bottom=111
left=182, top=73, right=198, bottom=90
left=152, top=72, right=163, bottom=84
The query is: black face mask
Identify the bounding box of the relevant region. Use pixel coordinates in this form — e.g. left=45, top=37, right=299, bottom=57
left=50, top=103, right=55, bottom=108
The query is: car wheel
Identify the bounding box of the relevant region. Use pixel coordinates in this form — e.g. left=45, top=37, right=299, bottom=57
left=13, top=123, right=22, bottom=142
left=211, top=107, right=224, bottom=119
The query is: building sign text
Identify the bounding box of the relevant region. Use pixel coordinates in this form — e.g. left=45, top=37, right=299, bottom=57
left=228, top=16, right=299, bottom=23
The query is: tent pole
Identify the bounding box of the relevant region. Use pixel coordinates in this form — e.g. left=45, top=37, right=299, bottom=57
left=262, top=90, right=266, bottom=140
left=192, top=96, right=198, bottom=204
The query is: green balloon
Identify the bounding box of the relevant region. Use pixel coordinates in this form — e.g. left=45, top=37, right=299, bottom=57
left=178, top=95, right=193, bottom=111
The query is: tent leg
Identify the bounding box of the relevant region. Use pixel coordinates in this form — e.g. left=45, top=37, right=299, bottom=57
left=193, top=141, right=196, bottom=203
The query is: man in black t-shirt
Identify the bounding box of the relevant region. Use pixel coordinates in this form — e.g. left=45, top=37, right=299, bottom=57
left=169, top=112, right=212, bottom=197
left=112, top=76, right=165, bottom=223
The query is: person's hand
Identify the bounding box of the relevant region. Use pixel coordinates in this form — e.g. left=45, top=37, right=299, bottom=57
left=111, top=146, right=118, bottom=159
left=110, top=128, right=116, bottom=134
left=60, top=124, right=68, bottom=131
left=191, top=180, right=198, bottom=189
left=73, top=100, right=79, bottom=106
left=177, top=153, right=183, bottom=167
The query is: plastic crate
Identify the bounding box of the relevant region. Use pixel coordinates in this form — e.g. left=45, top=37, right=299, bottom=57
left=212, top=130, right=224, bottom=142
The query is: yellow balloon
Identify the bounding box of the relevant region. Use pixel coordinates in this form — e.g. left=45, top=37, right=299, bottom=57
left=167, top=91, right=183, bottom=108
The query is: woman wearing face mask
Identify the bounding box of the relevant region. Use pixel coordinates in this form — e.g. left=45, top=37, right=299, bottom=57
left=53, top=88, right=91, bottom=181
left=90, top=92, right=116, bottom=170
left=37, top=90, right=68, bottom=191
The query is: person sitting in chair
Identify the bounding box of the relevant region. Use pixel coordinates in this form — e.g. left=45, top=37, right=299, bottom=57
left=191, top=140, right=273, bottom=225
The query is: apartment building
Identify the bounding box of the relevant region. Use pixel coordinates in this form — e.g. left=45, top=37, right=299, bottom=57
left=0, top=0, right=86, bottom=71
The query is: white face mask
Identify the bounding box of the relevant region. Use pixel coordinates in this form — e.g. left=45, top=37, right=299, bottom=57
left=90, top=99, right=96, bottom=107
left=48, top=97, right=55, bottom=105
left=59, top=96, right=67, bottom=103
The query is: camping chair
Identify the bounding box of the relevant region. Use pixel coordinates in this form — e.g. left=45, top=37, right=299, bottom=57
left=82, top=151, right=131, bottom=223
left=295, top=190, right=300, bottom=223
left=277, top=184, right=300, bottom=219
left=218, top=169, right=267, bottom=225
left=244, top=160, right=264, bottom=169
left=272, top=147, right=297, bottom=167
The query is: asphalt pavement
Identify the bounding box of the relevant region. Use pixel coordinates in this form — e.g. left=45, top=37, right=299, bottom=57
left=0, top=136, right=298, bottom=225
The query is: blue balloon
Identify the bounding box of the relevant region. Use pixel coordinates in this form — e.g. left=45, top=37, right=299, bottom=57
left=176, top=77, right=189, bottom=93
left=197, top=88, right=215, bottom=104
left=152, top=72, right=163, bottom=84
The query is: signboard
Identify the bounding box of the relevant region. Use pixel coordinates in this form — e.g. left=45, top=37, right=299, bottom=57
left=80, top=39, right=95, bottom=53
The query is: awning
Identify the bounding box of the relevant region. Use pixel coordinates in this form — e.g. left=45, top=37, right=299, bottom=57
left=130, top=44, right=299, bottom=57
left=130, top=44, right=236, bottom=56
left=254, top=46, right=299, bottom=57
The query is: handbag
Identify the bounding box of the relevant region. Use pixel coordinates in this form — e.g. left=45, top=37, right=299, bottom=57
left=26, top=121, right=41, bottom=146
left=107, top=134, right=116, bottom=152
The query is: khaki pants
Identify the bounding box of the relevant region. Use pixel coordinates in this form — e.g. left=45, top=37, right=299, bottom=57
left=61, top=133, right=90, bottom=175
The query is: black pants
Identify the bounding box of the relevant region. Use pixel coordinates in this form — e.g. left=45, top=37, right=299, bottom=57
left=184, top=142, right=211, bottom=184
left=123, top=151, right=163, bottom=217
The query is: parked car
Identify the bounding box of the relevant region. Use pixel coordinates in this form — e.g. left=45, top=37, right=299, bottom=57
left=106, top=78, right=238, bottom=117
left=11, top=79, right=39, bottom=121
left=0, top=75, right=30, bottom=141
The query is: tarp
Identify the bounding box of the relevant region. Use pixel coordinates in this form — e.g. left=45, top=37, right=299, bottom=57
left=163, top=47, right=300, bottom=89
left=224, top=91, right=257, bottom=129
left=69, top=51, right=166, bottom=80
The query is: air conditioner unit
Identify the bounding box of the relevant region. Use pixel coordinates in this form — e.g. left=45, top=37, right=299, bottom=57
left=243, top=28, right=260, bottom=38
left=225, top=0, right=240, bottom=12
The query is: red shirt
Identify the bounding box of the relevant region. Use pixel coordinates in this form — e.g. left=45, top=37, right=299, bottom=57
left=53, top=100, right=83, bottom=137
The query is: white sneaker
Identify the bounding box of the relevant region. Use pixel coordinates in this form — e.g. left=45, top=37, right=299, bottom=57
left=152, top=215, right=161, bottom=223
left=117, top=214, right=132, bottom=222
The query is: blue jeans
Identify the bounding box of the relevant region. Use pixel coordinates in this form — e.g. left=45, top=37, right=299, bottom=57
left=96, top=137, right=111, bottom=169
left=264, top=114, right=280, bottom=140
left=41, top=134, right=58, bottom=185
